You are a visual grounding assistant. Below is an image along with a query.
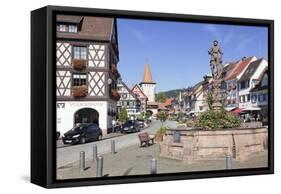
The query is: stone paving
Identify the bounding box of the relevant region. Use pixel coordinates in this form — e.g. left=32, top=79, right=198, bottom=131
left=57, top=142, right=268, bottom=180
left=56, top=120, right=177, bottom=168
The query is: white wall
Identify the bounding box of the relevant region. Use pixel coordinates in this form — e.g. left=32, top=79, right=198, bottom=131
left=194, top=92, right=204, bottom=112
left=239, top=59, right=268, bottom=109
left=57, top=101, right=109, bottom=134
left=1, top=0, right=280, bottom=193
left=141, top=83, right=156, bottom=102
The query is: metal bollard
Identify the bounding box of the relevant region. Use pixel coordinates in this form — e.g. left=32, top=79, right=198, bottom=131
left=80, top=151, right=85, bottom=172
left=96, top=156, right=103, bottom=177
left=151, top=158, right=157, bottom=174
left=111, top=140, right=116, bottom=154
left=226, top=155, right=232, bottom=169
left=93, top=144, right=98, bottom=161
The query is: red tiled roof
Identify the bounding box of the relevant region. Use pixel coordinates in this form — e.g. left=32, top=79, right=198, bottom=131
left=224, top=57, right=255, bottom=81
left=162, top=98, right=173, bottom=107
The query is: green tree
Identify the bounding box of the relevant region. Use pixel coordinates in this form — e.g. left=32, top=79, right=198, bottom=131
left=156, top=92, right=167, bottom=103
left=206, top=91, right=213, bottom=110
left=119, top=108, right=128, bottom=124
left=178, top=111, right=185, bottom=123
left=156, top=111, right=168, bottom=126
left=145, top=111, right=152, bottom=119
left=196, top=110, right=240, bottom=129
left=136, top=113, right=144, bottom=120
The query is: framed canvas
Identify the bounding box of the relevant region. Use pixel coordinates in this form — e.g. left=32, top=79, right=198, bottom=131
left=31, top=5, right=274, bottom=188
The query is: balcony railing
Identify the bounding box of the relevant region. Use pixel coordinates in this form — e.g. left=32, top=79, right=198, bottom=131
left=72, top=59, right=87, bottom=70
left=72, top=85, right=88, bottom=97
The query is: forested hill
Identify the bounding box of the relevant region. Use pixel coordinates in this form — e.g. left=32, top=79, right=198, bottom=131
left=156, top=87, right=192, bottom=100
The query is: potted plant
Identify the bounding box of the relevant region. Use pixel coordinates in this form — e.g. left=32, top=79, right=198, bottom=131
left=155, top=126, right=167, bottom=142
left=111, top=89, right=120, bottom=100
left=111, top=64, right=117, bottom=74
left=155, top=111, right=168, bottom=142
left=72, top=85, right=88, bottom=97
left=72, top=59, right=87, bottom=70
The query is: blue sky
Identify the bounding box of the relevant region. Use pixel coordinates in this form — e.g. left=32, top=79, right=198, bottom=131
left=116, top=18, right=268, bottom=92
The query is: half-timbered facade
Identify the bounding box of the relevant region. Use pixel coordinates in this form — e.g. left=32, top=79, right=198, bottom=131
left=56, top=15, right=120, bottom=135
left=132, top=84, right=148, bottom=113
left=117, top=79, right=141, bottom=119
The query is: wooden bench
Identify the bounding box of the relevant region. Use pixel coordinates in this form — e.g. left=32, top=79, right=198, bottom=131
left=138, top=132, right=155, bottom=147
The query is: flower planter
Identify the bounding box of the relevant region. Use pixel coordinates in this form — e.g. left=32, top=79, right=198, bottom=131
left=72, top=85, right=88, bottom=97
left=72, top=59, right=87, bottom=70
left=110, top=64, right=121, bottom=78
left=111, top=90, right=120, bottom=101
left=111, top=64, right=117, bottom=74
left=155, top=132, right=164, bottom=142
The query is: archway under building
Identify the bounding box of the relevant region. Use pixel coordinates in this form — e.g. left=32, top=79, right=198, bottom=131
left=74, top=108, right=99, bottom=126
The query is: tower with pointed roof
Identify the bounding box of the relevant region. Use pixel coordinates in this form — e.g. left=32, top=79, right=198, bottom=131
left=139, top=63, right=156, bottom=102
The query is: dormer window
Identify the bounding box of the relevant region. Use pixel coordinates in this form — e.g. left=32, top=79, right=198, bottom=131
left=57, top=23, right=78, bottom=33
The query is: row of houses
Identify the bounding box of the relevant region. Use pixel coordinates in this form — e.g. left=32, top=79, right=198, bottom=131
left=175, top=56, right=268, bottom=116
left=116, top=56, right=269, bottom=121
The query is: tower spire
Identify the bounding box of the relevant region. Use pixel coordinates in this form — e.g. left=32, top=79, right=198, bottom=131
left=141, top=63, right=155, bottom=84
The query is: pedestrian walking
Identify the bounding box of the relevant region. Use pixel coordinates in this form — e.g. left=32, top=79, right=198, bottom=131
left=112, top=118, right=116, bottom=133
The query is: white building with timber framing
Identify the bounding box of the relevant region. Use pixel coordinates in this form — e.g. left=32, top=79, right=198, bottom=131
left=56, top=15, right=121, bottom=135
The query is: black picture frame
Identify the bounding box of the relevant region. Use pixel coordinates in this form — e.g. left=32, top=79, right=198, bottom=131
left=31, top=5, right=274, bottom=188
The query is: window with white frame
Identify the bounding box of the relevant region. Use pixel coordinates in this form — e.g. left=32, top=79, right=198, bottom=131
left=68, top=25, right=77, bottom=32
left=57, top=23, right=78, bottom=33
left=247, top=94, right=250, bottom=102
left=72, top=73, right=87, bottom=86
left=73, top=46, right=87, bottom=60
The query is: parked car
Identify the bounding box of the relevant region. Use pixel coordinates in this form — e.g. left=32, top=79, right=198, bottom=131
left=62, top=123, right=102, bottom=145
left=121, top=120, right=140, bottom=133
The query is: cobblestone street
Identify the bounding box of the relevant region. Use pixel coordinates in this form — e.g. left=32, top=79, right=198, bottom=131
left=57, top=142, right=268, bottom=180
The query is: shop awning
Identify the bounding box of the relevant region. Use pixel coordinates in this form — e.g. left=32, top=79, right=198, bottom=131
left=225, top=107, right=236, bottom=111
left=243, top=107, right=261, bottom=111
